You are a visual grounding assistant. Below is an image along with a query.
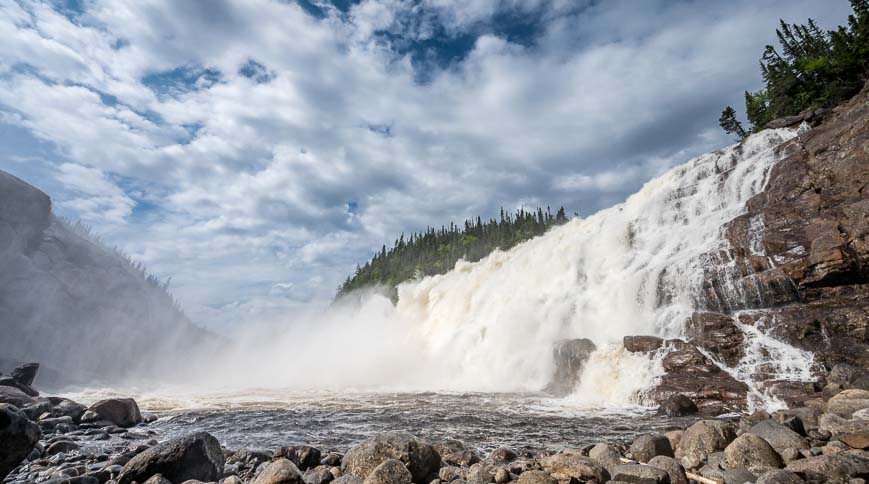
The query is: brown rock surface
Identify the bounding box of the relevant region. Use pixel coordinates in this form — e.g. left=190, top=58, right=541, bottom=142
left=648, top=83, right=869, bottom=412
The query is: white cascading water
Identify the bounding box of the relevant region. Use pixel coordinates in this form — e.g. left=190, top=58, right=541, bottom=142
left=91, top=127, right=813, bottom=412
left=375, top=127, right=805, bottom=403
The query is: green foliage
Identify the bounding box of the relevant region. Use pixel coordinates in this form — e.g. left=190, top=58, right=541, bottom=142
left=338, top=206, right=569, bottom=298
left=719, top=105, right=747, bottom=140
left=723, top=0, right=869, bottom=136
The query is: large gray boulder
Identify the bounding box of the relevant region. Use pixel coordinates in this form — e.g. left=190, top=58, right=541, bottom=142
left=117, top=432, right=225, bottom=484
left=11, top=363, right=39, bottom=386
left=341, top=433, right=441, bottom=483
left=724, top=433, right=783, bottom=469
left=0, top=385, right=35, bottom=408
left=363, top=459, right=413, bottom=484
left=0, top=377, right=37, bottom=397
left=827, top=389, right=869, bottom=418
left=544, top=339, right=596, bottom=395
left=82, top=398, right=142, bottom=428
left=0, top=403, right=41, bottom=480
left=588, top=443, right=622, bottom=476
left=630, top=433, right=674, bottom=462
left=539, top=450, right=609, bottom=483
left=253, top=458, right=305, bottom=484
left=273, top=445, right=322, bottom=471
left=748, top=420, right=808, bottom=454
left=50, top=398, right=87, bottom=422
left=647, top=456, right=688, bottom=484
left=674, top=420, right=737, bottom=469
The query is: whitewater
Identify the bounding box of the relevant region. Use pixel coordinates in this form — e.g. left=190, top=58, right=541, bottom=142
left=64, top=126, right=818, bottom=420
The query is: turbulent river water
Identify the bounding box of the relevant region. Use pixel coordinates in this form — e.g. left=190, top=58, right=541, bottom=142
left=63, top=389, right=693, bottom=452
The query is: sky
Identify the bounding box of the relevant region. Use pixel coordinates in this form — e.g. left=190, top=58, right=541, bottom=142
left=0, top=0, right=854, bottom=331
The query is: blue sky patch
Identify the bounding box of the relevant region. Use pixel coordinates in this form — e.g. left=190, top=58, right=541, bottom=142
left=142, top=65, right=224, bottom=99
left=239, top=59, right=274, bottom=84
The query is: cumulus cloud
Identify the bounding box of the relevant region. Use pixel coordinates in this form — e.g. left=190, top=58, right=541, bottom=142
left=0, top=0, right=853, bottom=330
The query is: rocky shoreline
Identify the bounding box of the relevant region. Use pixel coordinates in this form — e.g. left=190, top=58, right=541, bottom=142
left=3, top=363, right=869, bottom=484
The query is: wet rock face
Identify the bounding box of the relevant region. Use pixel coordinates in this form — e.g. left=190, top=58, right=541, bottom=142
left=117, top=432, right=225, bottom=484
left=82, top=398, right=142, bottom=428
left=0, top=403, right=41, bottom=480
left=649, top=344, right=749, bottom=415
left=701, top=83, right=869, bottom=337
left=643, top=83, right=869, bottom=412
left=543, top=339, right=596, bottom=396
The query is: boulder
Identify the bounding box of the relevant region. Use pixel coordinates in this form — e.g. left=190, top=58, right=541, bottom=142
left=588, top=443, right=622, bottom=475
left=650, top=346, right=749, bottom=415
left=539, top=451, right=609, bottom=483
left=724, top=433, right=783, bottom=469
left=341, top=433, right=441, bottom=484
left=514, top=470, right=557, bottom=484
left=11, top=363, right=39, bottom=386
left=623, top=336, right=665, bottom=353
left=827, top=389, right=869, bottom=418
left=664, top=431, right=683, bottom=451
left=544, top=339, right=596, bottom=395
left=721, top=468, right=756, bottom=483
left=82, top=398, right=142, bottom=428
left=0, top=403, right=41, bottom=480
left=466, top=462, right=493, bottom=483
left=647, top=456, right=688, bottom=484
left=829, top=364, right=859, bottom=386
left=143, top=475, right=172, bottom=484
left=254, top=458, right=306, bottom=484
left=659, top=395, right=698, bottom=417
left=611, top=464, right=670, bottom=483
left=487, top=448, right=517, bottom=464
left=766, top=114, right=806, bottom=129
left=273, top=446, right=322, bottom=471
left=443, top=450, right=481, bottom=467
left=630, top=434, right=674, bottom=462
left=434, top=441, right=466, bottom=457
left=117, top=432, right=225, bottom=484
left=439, top=466, right=465, bottom=482
left=785, top=451, right=869, bottom=481
left=755, top=469, right=803, bottom=484
left=46, top=440, right=80, bottom=455
left=0, top=376, right=38, bottom=397
left=21, top=400, right=52, bottom=420
left=53, top=399, right=88, bottom=423
left=748, top=420, right=809, bottom=454
left=675, top=420, right=737, bottom=469
left=839, top=431, right=869, bottom=449
left=363, top=459, right=413, bottom=484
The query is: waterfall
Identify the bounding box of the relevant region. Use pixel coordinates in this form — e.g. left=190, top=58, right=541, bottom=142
left=200, top=127, right=812, bottom=409
left=380, top=128, right=800, bottom=400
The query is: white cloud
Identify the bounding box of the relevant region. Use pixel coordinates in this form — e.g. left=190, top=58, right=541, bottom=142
left=0, top=0, right=854, bottom=330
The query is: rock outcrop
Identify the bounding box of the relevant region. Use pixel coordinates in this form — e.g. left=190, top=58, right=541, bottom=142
left=0, top=404, right=41, bottom=480
left=0, top=170, right=215, bottom=384
left=640, top=82, right=869, bottom=413
left=544, top=339, right=597, bottom=395
left=117, top=432, right=225, bottom=484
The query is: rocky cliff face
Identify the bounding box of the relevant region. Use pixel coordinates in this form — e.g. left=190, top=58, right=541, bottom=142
left=0, top=171, right=212, bottom=386
left=640, top=84, right=869, bottom=414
